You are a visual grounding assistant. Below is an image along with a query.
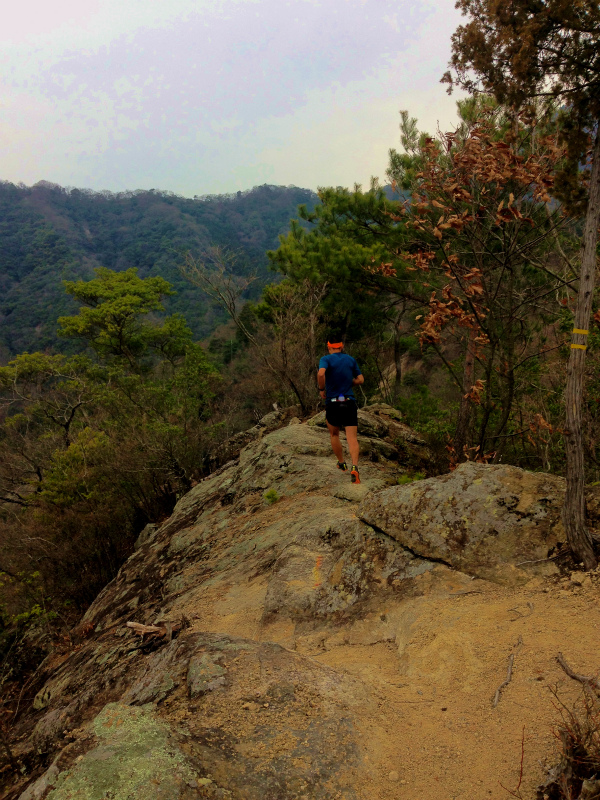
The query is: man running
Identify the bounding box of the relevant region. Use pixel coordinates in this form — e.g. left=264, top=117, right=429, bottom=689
left=317, top=336, right=364, bottom=484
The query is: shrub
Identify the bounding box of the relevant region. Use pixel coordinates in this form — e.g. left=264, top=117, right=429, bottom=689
left=263, top=488, right=280, bottom=505
left=397, top=472, right=426, bottom=485
left=402, top=369, right=424, bottom=387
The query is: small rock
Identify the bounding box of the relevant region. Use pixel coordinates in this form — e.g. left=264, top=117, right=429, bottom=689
left=258, top=410, right=283, bottom=428
left=571, top=572, right=586, bottom=586
left=388, top=771, right=400, bottom=782
left=187, top=652, right=227, bottom=699
left=288, top=417, right=301, bottom=426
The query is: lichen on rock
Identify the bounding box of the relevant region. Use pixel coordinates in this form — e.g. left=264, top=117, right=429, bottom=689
left=44, top=703, right=200, bottom=800
left=359, top=460, right=566, bottom=583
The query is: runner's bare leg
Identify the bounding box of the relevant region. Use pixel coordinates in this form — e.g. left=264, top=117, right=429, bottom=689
left=326, top=422, right=345, bottom=462
left=345, top=426, right=359, bottom=466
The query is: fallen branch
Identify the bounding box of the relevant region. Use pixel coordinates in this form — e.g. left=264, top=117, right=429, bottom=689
left=556, top=652, right=600, bottom=694
left=515, top=554, right=561, bottom=566
left=126, top=618, right=184, bottom=643
left=493, top=636, right=523, bottom=708
left=508, top=602, right=534, bottom=621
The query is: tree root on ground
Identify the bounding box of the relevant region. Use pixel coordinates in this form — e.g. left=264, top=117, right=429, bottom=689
left=492, top=636, right=523, bottom=708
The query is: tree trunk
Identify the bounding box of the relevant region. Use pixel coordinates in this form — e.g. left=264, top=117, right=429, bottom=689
left=562, top=128, right=600, bottom=570
left=491, top=291, right=515, bottom=460
left=454, top=328, right=476, bottom=458
left=393, top=315, right=404, bottom=399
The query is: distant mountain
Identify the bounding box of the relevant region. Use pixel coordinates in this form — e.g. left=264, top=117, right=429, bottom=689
left=0, top=181, right=318, bottom=359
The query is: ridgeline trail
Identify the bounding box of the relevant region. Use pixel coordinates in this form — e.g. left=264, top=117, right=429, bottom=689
left=9, top=405, right=600, bottom=800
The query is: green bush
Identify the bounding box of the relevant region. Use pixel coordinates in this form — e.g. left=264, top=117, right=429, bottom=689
left=397, top=335, right=422, bottom=359
left=397, top=472, right=426, bottom=485
left=395, top=386, right=455, bottom=438
left=263, top=488, right=280, bottom=505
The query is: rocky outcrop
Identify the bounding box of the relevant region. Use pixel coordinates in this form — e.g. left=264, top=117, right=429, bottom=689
left=11, top=408, right=433, bottom=800
left=359, top=461, right=566, bottom=583
left=25, top=635, right=366, bottom=800
left=8, top=409, right=598, bottom=800
left=308, top=402, right=432, bottom=469
left=211, top=407, right=299, bottom=467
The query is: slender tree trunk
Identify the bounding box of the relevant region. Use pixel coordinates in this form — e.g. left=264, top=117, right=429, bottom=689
left=454, top=328, right=476, bottom=458
left=478, top=352, right=495, bottom=452
left=393, top=314, right=404, bottom=400
left=562, top=128, right=600, bottom=570
left=279, top=333, right=308, bottom=414
left=491, top=364, right=515, bottom=462
left=492, top=283, right=516, bottom=460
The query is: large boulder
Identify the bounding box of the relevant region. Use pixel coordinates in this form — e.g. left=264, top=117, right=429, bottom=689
left=12, top=419, right=437, bottom=800
left=358, top=461, right=567, bottom=583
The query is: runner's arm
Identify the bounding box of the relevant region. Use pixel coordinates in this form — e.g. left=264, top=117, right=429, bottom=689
left=351, top=359, right=364, bottom=386
left=317, top=367, right=327, bottom=398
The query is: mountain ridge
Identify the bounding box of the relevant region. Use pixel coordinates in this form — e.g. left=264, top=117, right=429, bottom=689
left=7, top=405, right=600, bottom=799
left=0, top=180, right=318, bottom=360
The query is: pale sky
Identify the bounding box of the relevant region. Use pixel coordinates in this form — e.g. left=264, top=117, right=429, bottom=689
left=0, top=0, right=465, bottom=195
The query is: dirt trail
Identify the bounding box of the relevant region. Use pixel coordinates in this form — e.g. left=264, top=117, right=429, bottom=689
left=178, top=556, right=600, bottom=798
left=316, top=576, right=600, bottom=799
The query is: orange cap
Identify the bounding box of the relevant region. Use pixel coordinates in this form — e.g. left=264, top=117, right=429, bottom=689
left=327, top=341, right=343, bottom=349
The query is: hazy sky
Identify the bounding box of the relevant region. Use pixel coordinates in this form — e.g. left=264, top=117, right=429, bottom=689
left=0, top=0, right=465, bottom=195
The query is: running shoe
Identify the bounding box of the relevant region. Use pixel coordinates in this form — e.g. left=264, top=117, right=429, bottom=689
left=337, top=461, right=348, bottom=471
left=350, top=465, right=360, bottom=484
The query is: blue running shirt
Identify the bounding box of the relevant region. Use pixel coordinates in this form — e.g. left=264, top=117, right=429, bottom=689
left=319, top=352, right=362, bottom=400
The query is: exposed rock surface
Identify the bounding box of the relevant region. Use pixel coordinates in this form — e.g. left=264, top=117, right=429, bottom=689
left=28, top=636, right=365, bottom=800
left=359, top=461, right=567, bottom=583
left=7, top=406, right=600, bottom=800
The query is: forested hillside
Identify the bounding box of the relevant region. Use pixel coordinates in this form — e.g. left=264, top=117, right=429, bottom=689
left=0, top=181, right=317, bottom=359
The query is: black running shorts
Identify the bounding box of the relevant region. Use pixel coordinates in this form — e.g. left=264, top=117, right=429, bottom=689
left=325, top=399, right=358, bottom=429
